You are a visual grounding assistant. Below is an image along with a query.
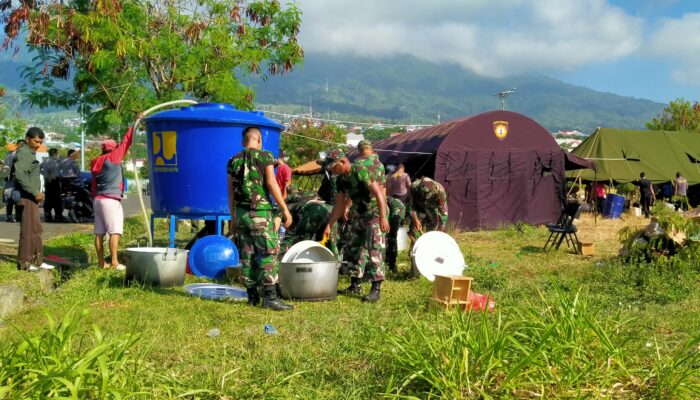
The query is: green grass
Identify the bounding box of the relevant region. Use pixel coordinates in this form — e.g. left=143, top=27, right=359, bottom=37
left=0, top=214, right=698, bottom=398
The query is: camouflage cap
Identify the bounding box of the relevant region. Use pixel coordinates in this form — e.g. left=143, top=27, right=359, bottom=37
left=358, top=139, right=372, bottom=149
left=323, top=148, right=346, bottom=169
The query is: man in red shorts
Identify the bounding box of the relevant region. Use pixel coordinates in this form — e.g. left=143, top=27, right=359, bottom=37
left=91, top=115, right=142, bottom=269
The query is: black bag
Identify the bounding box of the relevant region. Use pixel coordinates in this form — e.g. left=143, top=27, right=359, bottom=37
left=3, top=163, right=21, bottom=204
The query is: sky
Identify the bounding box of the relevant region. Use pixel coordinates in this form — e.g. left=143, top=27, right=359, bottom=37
left=296, top=0, right=700, bottom=103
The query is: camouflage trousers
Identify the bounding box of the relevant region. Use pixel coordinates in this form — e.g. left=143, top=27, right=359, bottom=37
left=233, top=208, right=279, bottom=288
left=344, top=214, right=386, bottom=282
left=386, top=214, right=404, bottom=269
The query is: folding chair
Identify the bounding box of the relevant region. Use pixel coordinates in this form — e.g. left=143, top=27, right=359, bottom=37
left=543, top=202, right=583, bottom=254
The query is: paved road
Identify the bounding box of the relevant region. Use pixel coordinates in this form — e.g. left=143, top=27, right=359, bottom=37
left=0, top=195, right=150, bottom=243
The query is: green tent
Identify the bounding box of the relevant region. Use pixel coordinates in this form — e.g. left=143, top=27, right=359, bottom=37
left=567, top=128, right=700, bottom=184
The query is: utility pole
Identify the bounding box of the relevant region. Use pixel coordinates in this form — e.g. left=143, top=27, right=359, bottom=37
left=494, top=87, right=517, bottom=110
left=437, top=111, right=441, bottom=124
left=80, top=94, right=85, bottom=171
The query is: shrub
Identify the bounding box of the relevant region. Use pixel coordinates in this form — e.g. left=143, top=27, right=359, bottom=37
left=0, top=307, right=213, bottom=399
left=384, top=289, right=700, bottom=399
left=384, top=290, right=631, bottom=398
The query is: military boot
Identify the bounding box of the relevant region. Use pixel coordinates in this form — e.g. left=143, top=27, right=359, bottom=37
left=338, top=277, right=363, bottom=295
left=261, top=285, right=294, bottom=311
left=246, top=287, right=260, bottom=306
left=362, top=281, right=382, bottom=303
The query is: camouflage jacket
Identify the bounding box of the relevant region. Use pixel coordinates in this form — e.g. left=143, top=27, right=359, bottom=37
left=387, top=196, right=406, bottom=222
left=227, top=148, right=275, bottom=211
left=337, top=161, right=380, bottom=217
left=408, top=177, right=447, bottom=217
left=355, top=153, right=385, bottom=186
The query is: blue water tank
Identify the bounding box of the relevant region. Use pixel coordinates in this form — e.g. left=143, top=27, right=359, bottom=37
left=143, top=103, right=283, bottom=215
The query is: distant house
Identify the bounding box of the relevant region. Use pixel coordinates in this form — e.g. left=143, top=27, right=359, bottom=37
left=346, top=133, right=364, bottom=147
left=125, top=158, right=145, bottom=172
left=44, top=131, right=65, bottom=141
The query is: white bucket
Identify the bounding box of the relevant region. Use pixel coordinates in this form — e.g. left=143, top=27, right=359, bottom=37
left=397, top=227, right=409, bottom=252
left=632, top=207, right=642, bottom=217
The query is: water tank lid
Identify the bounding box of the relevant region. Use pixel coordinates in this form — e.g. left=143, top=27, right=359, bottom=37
left=144, top=103, right=284, bottom=130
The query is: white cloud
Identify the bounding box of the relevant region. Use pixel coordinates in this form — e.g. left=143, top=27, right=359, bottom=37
left=648, top=13, right=700, bottom=84
left=297, top=0, right=643, bottom=77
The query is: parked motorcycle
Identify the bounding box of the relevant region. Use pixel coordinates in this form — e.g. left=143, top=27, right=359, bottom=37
left=60, top=177, right=94, bottom=223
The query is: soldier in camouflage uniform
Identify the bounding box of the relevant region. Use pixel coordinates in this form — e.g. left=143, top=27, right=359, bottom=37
left=323, top=148, right=389, bottom=302
left=407, top=177, right=448, bottom=276
left=386, top=196, right=406, bottom=272
left=228, top=126, right=293, bottom=311
left=407, top=177, right=448, bottom=238
left=280, top=193, right=339, bottom=258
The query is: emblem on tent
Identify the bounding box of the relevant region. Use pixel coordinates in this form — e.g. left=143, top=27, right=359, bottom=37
left=493, top=121, right=509, bottom=141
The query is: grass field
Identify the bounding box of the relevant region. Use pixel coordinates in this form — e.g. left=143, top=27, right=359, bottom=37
left=0, top=213, right=698, bottom=399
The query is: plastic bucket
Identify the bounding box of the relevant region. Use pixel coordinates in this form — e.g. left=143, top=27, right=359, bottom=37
left=603, top=194, right=625, bottom=219
left=397, top=226, right=409, bottom=251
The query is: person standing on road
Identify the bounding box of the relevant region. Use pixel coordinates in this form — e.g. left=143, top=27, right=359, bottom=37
left=91, top=117, right=141, bottom=270
left=60, top=149, right=81, bottom=182
left=324, top=148, right=389, bottom=302
left=14, top=128, right=53, bottom=272
left=228, top=126, right=293, bottom=311
left=634, top=172, right=655, bottom=218
left=41, top=148, right=63, bottom=222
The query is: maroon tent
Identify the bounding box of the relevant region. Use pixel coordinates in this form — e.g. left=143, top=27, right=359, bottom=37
left=373, top=110, right=573, bottom=229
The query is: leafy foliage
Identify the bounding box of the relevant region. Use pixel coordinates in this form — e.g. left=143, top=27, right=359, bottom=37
left=0, top=86, right=27, bottom=147
left=385, top=290, right=700, bottom=398
left=646, top=98, right=700, bottom=132
left=280, top=119, right=346, bottom=167
left=605, top=203, right=700, bottom=303
left=1, top=0, right=303, bottom=137
left=361, top=126, right=401, bottom=142
left=0, top=307, right=212, bottom=398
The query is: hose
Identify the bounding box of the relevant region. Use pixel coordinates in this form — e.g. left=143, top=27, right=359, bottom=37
left=130, top=99, right=198, bottom=247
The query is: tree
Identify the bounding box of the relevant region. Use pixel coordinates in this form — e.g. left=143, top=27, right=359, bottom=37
left=0, top=86, right=27, bottom=148
left=646, top=98, right=700, bottom=132
left=1, top=0, right=303, bottom=137
left=280, top=120, right=347, bottom=168
left=361, top=126, right=403, bottom=142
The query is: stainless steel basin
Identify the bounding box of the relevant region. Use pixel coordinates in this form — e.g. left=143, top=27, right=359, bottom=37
left=278, top=261, right=340, bottom=301
left=123, top=247, right=188, bottom=287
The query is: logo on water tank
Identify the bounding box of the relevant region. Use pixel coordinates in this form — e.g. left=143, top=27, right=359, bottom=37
left=152, top=131, right=178, bottom=172
left=493, top=121, right=509, bottom=141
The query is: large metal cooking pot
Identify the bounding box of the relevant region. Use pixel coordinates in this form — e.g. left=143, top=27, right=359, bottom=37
left=123, top=247, right=188, bottom=287
left=278, top=261, right=340, bottom=301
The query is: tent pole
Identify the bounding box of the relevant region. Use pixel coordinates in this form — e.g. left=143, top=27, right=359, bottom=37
left=594, top=170, right=597, bottom=226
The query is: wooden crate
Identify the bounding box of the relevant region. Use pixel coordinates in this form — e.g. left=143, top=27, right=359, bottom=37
left=431, top=275, right=473, bottom=310
left=579, top=242, right=595, bottom=256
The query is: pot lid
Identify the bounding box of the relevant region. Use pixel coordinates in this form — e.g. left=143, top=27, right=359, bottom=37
left=144, top=103, right=284, bottom=130
left=281, top=240, right=335, bottom=263
left=185, top=283, right=247, bottom=301
left=188, top=235, right=239, bottom=279
left=411, top=231, right=465, bottom=281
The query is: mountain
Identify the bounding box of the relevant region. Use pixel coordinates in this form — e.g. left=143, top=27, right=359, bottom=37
left=1, top=52, right=664, bottom=133
left=250, top=53, right=664, bottom=133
